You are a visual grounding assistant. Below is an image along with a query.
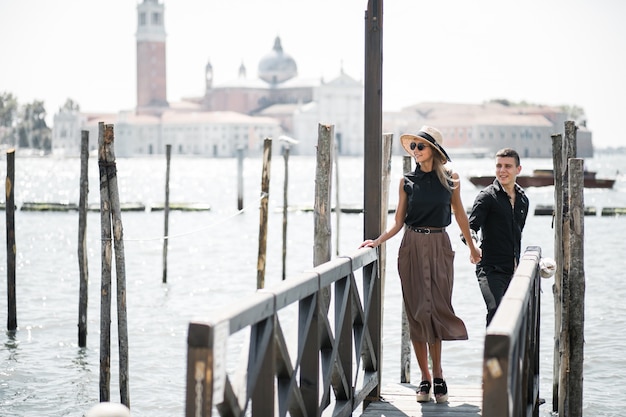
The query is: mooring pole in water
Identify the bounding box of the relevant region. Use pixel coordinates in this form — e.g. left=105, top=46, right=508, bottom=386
left=281, top=143, right=290, bottom=281
left=98, top=122, right=130, bottom=408
left=314, top=123, right=333, bottom=312
left=78, top=131, right=89, bottom=347
left=278, top=135, right=298, bottom=281
left=554, top=121, right=583, bottom=417
left=98, top=122, right=112, bottom=402
left=256, top=138, right=272, bottom=289
left=237, top=147, right=244, bottom=211
left=380, top=132, right=393, bottom=271
left=400, top=155, right=412, bottom=383
left=363, top=0, right=384, bottom=402
left=551, top=133, right=563, bottom=413
left=568, top=157, right=585, bottom=417
left=162, top=144, right=172, bottom=284
left=5, top=148, right=17, bottom=331
left=334, top=139, right=341, bottom=256
left=282, top=145, right=289, bottom=280
left=313, top=124, right=333, bottom=267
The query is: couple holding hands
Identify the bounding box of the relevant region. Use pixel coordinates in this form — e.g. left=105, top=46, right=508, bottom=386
left=360, top=126, right=529, bottom=403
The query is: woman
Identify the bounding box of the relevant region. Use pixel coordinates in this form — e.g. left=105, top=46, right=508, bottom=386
left=360, top=126, right=481, bottom=403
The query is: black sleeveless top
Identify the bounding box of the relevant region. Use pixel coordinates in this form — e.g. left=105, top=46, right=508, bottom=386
left=403, top=165, right=452, bottom=228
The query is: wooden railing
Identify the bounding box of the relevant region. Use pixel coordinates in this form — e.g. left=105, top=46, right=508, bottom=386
left=185, top=247, right=381, bottom=417
left=482, top=246, right=543, bottom=417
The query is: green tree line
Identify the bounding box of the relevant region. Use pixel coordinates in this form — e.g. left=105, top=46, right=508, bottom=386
left=0, top=92, right=80, bottom=153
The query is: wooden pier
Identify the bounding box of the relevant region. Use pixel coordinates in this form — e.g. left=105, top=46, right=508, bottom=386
left=181, top=1, right=583, bottom=414
left=184, top=246, right=543, bottom=417
left=361, top=383, right=482, bottom=416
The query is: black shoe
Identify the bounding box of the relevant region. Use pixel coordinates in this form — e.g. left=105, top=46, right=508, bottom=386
left=433, top=378, right=448, bottom=403
left=416, top=380, right=431, bottom=402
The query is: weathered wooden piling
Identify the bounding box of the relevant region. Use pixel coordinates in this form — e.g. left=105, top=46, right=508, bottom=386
left=552, top=121, right=585, bottom=417
left=400, top=155, right=412, bottom=383
left=334, top=139, right=341, bottom=256
left=380, top=133, right=393, bottom=247
left=78, top=130, right=89, bottom=347
left=256, top=138, right=272, bottom=289
left=379, top=132, right=393, bottom=343
left=363, top=0, right=384, bottom=401
left=281, top=143, right=290, bottom=281
left=314, top=123, right=333, bottom=267
left=277, top=134, right=301, bottom=280
left=5, top=148, right=17, bottom=331
left=568, top=158, right=585, bottom=417
left=162, top=144, right=171, bottom=284
left=98, top=123, right=112, bottom=402
left=237, top=147, right=244, bottom=211
left=314, top=123, right=334, bottom=311
left=559, top=121, right=577, bottom=417
left=98, top=122, right=130, bottom=407
left=551, top=133, right=563, bottom=412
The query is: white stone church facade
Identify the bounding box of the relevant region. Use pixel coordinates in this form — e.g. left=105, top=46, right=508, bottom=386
left=52, top=0, right=592, bottom=159
left=52, top=0, right=364, bottom=158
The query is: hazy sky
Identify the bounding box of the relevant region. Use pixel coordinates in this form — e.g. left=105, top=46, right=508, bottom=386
left=1, top=0, right=624, bottom=148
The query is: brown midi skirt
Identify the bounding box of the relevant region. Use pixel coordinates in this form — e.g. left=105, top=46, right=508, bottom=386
left=397, top=228, right=468, bottom=344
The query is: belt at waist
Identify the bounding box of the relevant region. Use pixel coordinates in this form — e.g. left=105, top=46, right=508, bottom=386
left=407, top=226, right=445, bottom=234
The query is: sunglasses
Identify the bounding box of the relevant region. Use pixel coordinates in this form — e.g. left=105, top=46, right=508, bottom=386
left=410, top=142, right=428, bottom=151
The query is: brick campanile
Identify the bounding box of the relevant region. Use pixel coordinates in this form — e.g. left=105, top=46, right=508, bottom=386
left=136, top=0, right=168, bottom=113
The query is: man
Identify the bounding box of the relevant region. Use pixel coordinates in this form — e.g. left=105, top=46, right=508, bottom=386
left=469, top=148, right=529, bottom=326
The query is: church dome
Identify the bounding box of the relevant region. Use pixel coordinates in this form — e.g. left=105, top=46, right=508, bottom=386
left=258, top=36, right=297, bottom=85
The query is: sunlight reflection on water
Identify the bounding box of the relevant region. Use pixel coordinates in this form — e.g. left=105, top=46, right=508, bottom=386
left=1, top=153, right=625, bottom=416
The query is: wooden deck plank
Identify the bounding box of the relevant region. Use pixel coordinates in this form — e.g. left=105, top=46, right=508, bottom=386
left=358, top=383, right=482, bottom=417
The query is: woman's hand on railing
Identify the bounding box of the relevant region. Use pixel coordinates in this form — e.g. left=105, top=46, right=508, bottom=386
left=359, top=238, right=379, bottom=249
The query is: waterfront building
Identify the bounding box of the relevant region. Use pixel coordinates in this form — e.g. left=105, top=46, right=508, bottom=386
left=52, top=0, right=592, bottom=159
left=383, top=101, right=593, bottom=158
left=52, top=0, right=363, bottom=158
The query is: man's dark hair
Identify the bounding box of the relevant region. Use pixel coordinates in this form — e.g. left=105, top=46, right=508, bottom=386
left=495, top=148, right=521, bottom=167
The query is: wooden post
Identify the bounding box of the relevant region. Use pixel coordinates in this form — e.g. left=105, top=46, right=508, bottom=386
left=379, top=133, right=393, bottom=383
left=334, top=140, right=341, bottom=256
left=5, top=148, right=17, bottom=331
left=237, top=147, right=244, bottom=211
left=565, top=120, right=578, bottom=159
left=98, top=122, right=112, bottom=402
left=256, top=138, right=272, bottom=289
left=567, top=158, right=585, bottom=417
left=558, top=121, right=577, bottom=415
left=185, top=323, right=215, bottom=417
left=314, top=123, right=333, bottom=266
left=400, top=155, right=412, bottom=383
left=278, top=135, right=299, bottom=280
left=162, top=144, right=172, bottom=283
left=281, top=144, right=289, bottom=281
left=78, top=131, right=89, bottom=347
left=108, top=125, right=130, bottom=408
left=550, top=133, right=563, bottom=413
left=380, top=132, right=393, bottom=299
left=363, top=0, right=384, bottom=403
left=98, top=123, right=130, bottom=408
left=314, top=123, right=334, bottom=311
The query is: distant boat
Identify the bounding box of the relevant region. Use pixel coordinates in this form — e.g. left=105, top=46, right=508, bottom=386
left=468, top=169, right=616, bottom=189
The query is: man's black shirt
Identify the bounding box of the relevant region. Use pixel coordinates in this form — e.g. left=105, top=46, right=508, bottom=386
left=469, top=179, right=529, bottom=274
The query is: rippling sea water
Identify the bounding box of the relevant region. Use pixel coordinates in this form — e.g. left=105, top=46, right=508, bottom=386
left=1, top=152, right=625, bottom=416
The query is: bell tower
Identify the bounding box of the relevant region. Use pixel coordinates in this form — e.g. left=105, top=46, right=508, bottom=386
left=136, top=0, right=168, bottom=114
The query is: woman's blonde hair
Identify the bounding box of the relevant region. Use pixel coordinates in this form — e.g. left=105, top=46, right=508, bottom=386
left=431, top=156, right=458, bottom=192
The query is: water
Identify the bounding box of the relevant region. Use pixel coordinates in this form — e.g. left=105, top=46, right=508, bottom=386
left=1, top=152, right=625, bottom=416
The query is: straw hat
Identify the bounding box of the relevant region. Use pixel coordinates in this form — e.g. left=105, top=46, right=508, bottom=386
left=400, top=125, right=451, bottom=163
